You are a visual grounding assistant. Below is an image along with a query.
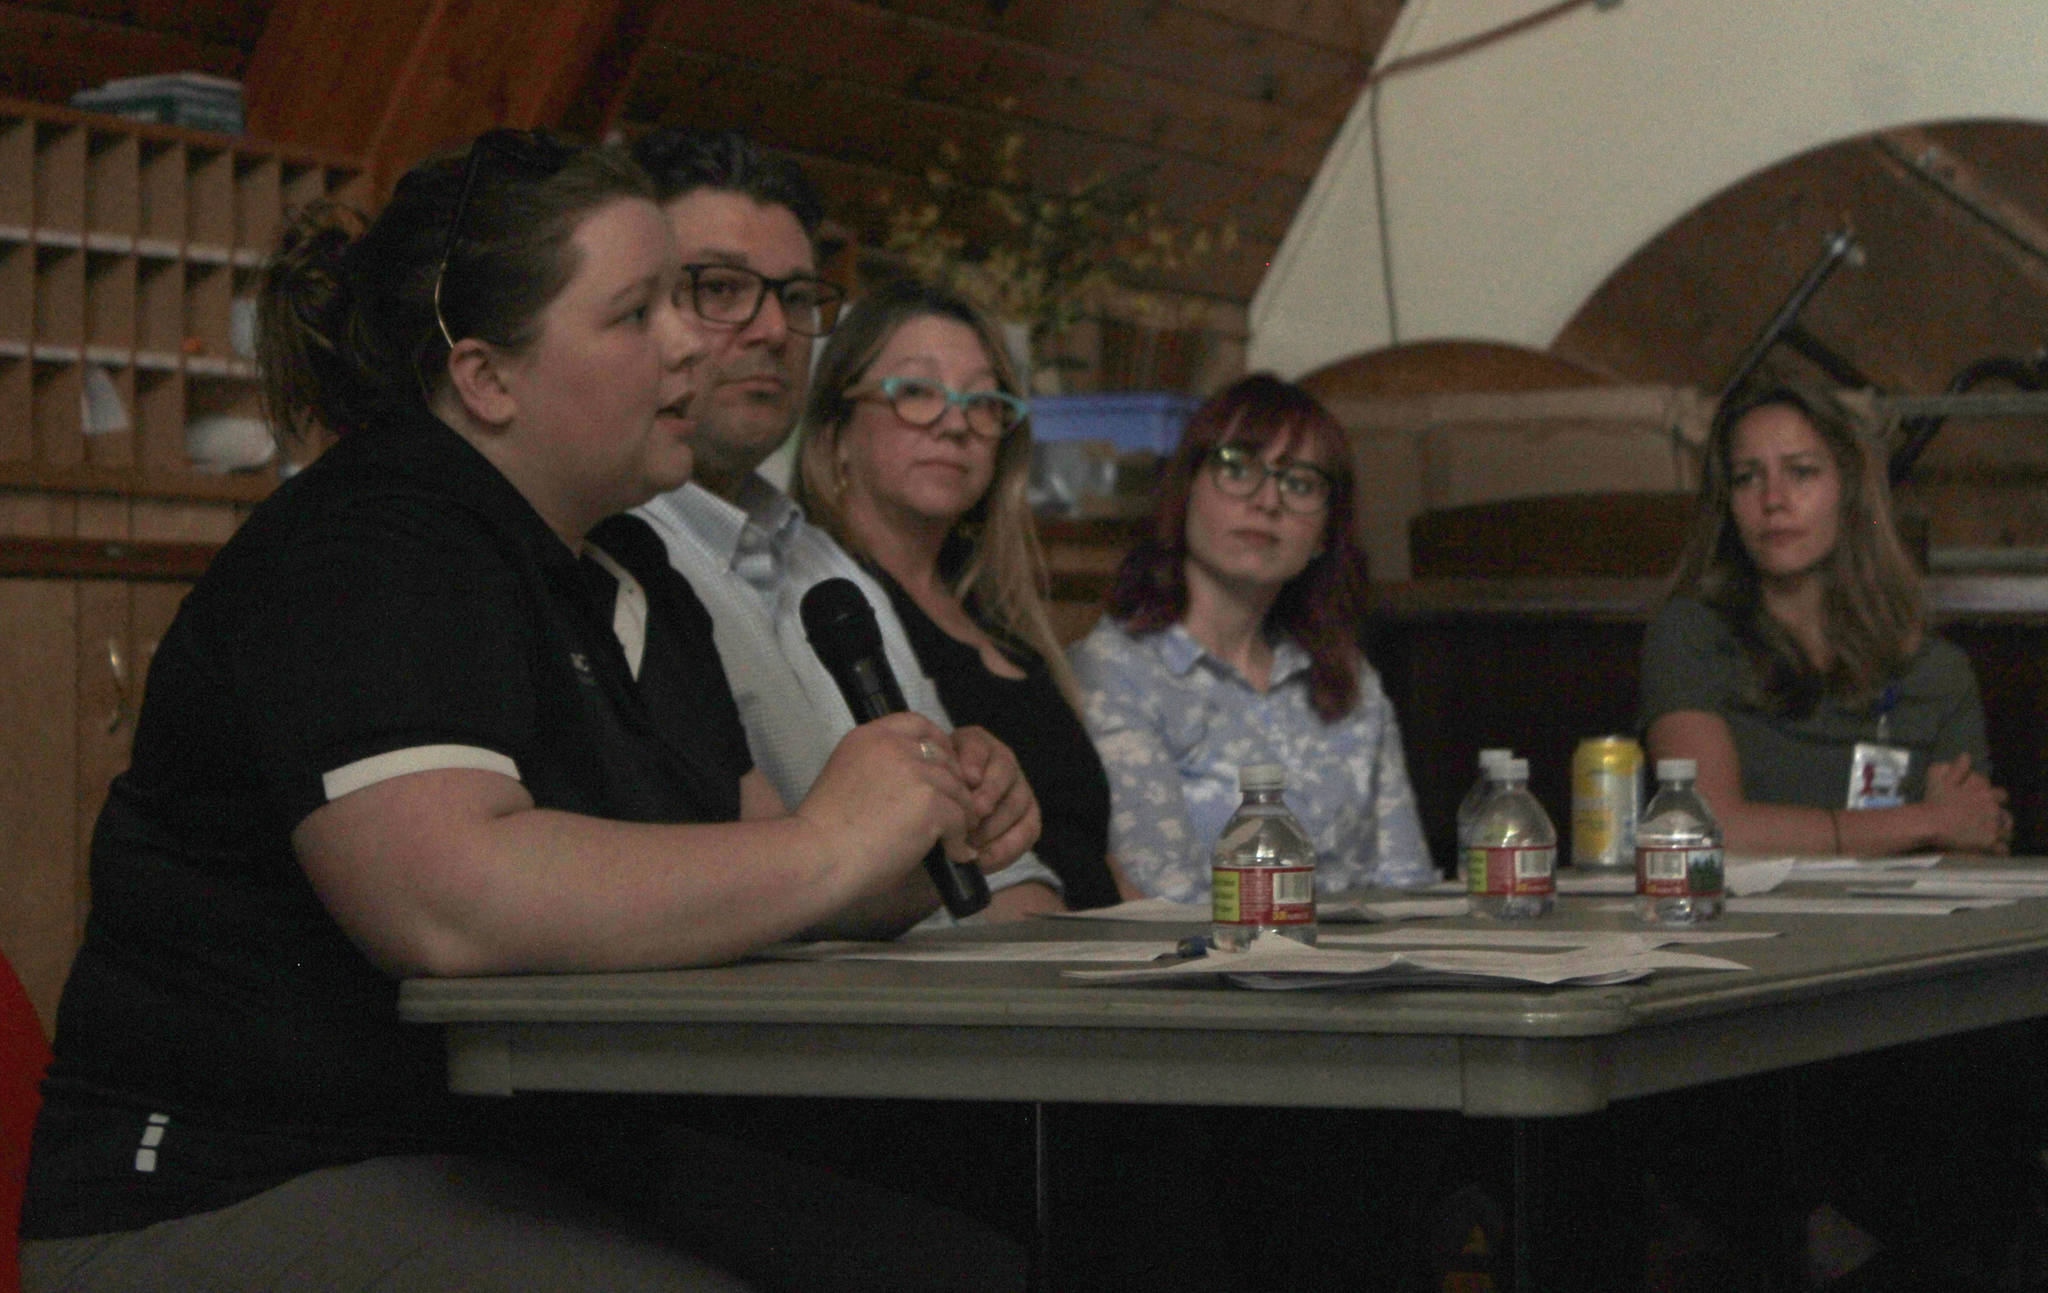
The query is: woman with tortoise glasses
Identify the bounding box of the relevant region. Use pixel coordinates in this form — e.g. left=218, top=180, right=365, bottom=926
left=18, top=132, right=1024, bottom=1293
left=1069, top=372, right=1435, bottom=904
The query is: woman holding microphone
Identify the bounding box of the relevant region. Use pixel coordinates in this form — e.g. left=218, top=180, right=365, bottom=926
left=19, top=132, right=1024, bottom=1293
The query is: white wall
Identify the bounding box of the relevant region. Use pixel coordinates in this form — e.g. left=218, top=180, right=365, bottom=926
left=1249, top=0, right=2048, bottom=380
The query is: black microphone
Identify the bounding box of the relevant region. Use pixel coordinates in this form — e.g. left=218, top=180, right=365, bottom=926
left=800, top=577, right=991, bottom=918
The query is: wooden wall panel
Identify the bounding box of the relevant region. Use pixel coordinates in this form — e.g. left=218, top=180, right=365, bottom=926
left=624, top=44, right=1301, bottom=242
left=857, top=0, right=1364, bottom=113
left=242, top=0, right=435, bottom=160
left=1176, top=0, right=1398, bottom=56
left=75, top=1, right=268, bottom=48
left=646, top=0, right=1340, bottom=181
left=0, top=4, right=247, bottom=104
left=246, top=0, right=636, bottom=188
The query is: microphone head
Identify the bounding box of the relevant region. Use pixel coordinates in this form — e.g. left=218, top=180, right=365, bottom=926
left=800, top=577, right=885, bottom=660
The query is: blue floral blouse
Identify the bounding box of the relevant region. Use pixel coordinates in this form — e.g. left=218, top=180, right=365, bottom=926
left=1068, top=617, right=1436, bottom=902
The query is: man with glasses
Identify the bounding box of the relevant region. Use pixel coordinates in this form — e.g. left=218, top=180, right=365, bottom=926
left=623, top=127, right=1055, bottom=1270
left=628, top=128, right=1059, bottom=916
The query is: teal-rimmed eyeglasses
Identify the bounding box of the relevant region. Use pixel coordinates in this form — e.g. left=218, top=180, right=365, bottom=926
left=1205, top=443, right=1332, bottom=513
left=848, top=375, right=1029, bottom=441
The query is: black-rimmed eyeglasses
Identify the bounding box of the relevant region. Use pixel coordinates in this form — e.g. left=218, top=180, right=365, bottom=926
left=847, top=376, right=1029, bottom=440
left=1205, top=444, right=1332, bottom=513
left=431, top=129, right=579, bottom=350
left=682, top=264, right=845, bottom=337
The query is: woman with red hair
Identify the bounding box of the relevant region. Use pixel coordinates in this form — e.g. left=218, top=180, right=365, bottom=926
left=1070, top=373, right=1433, bottom=900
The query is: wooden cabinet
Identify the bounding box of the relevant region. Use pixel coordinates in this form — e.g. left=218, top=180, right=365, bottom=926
left=0, top=96, right=365, bottom=501
left=0, top=97, right=363, bottom=1032
left=0, top=547, right=208, bottom=1034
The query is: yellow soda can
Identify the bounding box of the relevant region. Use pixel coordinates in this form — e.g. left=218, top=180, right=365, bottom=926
left=1571, top=735, right=1642, bottom=869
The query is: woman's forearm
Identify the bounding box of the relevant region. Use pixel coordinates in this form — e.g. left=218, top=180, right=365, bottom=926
left=1715, top=798, right=1931, bottom=858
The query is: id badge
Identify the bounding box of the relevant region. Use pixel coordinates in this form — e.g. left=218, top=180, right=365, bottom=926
left=1848, top=742, right=1910, bottom=809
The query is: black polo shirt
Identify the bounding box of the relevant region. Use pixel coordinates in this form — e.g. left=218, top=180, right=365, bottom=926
left=24, top=412, right=751, bottom=1238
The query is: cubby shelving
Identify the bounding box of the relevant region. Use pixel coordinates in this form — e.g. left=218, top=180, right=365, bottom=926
left=0, top=96, right=367, bottom=502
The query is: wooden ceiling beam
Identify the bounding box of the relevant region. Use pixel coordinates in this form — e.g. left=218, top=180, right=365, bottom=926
left=643, top=0, right=1338, bottom=182
left=244, top=0, right=646, bottom=191
left=820, top=0, right=1362, bottom=115
left=1172, top=0, right=1401, bottom=59
left=1870, top=127, right=2048, bottom=297
left=622, top=44, right=1302, bottom=243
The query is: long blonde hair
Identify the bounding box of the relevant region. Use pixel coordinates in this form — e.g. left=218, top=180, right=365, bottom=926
left=1666, top=381, right=1923, bottom=713
left=792, top=278, right=1080, bottom=710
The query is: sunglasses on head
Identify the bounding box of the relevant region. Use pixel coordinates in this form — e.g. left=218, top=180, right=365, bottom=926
left=430, top=129, right=581, bottom=350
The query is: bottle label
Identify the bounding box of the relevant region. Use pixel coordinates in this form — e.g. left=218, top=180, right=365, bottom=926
left=1636, top=846, right=1725, bottom=898
left=1212, top=866, right=1316, bottom=927
left=1465, top=846, right=1555, bottom=897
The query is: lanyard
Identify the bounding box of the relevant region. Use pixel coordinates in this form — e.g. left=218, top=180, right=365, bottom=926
left=1874, top=683, right=1899, bottom=742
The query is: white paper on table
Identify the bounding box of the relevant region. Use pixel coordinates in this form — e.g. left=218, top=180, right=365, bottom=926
left=1049, top=895, right=1471, bottom=924
left=1063, top=932, right=1749, bottom=987
left=1728, top=857, right=1798, bottom=894
left=1781, top=854, right=1944, bottom=878
left=1918, top=867, right=2048, bottom=884
left=1321, top=928, right=1775, bottom=951
left=1726, top=895, right=2012, bottom=916
left=1871, top=879, right=2048, bottom=899
left=791, top=940, right=1179, bottom=963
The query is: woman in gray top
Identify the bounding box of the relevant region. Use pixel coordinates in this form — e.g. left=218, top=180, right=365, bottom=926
left=1640, top=381, right=2009, bottom=855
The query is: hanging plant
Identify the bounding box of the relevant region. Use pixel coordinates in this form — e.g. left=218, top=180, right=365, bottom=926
left=879, top=131, right=1235, bottom=386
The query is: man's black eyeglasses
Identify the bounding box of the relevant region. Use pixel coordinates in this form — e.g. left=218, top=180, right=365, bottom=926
left=681, top=264, right=846, bottom=337
left=431, top=129, right=578, bottom=350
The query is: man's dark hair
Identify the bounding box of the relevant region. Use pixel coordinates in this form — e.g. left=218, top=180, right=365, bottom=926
left=628, top=127, right=824, bottom=237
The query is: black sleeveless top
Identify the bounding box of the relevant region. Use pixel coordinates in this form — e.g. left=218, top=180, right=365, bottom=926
left=871, top=569, right=1118, bottom=910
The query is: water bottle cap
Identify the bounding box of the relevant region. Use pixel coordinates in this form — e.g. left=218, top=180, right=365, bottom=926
left=1656, top=758, right=1697, bottom=781
left=1496, top=757, right=1529, bottom=780
left=1237, top=762, right=1286, bottom=791
left=1478, top=747, right=1513, bottom=768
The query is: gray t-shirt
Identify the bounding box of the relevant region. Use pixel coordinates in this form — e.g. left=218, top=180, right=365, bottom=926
left=1637, top=597, right=1988, bottom=809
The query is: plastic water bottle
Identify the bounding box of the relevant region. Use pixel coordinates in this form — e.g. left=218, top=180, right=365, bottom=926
left=1211, top=763, right=1317, bottom=951
left=1635, top=758, right=1725, bottom=923
left=1465, top=757, right=1556, bottom=919
left=1454, top=748, right=1515, bottom=878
